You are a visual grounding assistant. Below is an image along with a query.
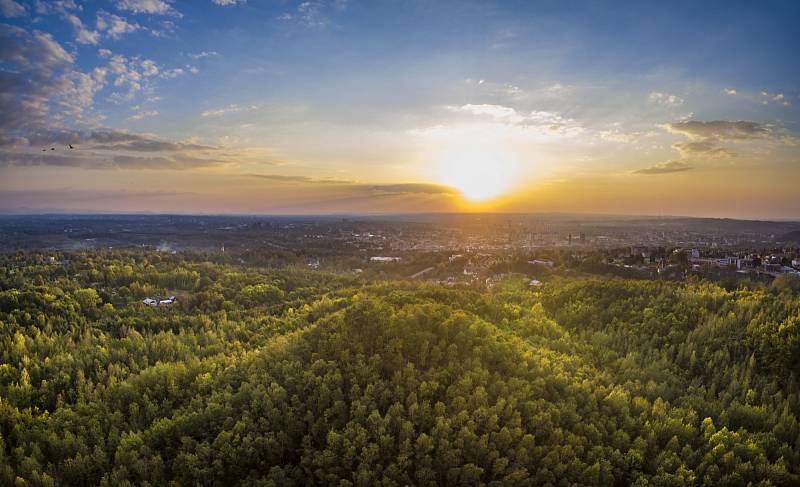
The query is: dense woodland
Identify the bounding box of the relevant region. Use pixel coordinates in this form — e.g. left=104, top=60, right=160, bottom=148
left=1, top=251, right=799, bottom=486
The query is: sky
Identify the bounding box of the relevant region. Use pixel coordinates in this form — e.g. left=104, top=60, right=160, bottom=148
left=0, top=0, right=798, bottom=218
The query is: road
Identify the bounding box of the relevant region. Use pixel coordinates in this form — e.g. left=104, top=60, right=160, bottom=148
left=409, top=266, right=435, bottom=279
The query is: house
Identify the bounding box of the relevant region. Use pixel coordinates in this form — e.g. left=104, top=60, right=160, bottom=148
left=144, top=295, right=177, bottom=306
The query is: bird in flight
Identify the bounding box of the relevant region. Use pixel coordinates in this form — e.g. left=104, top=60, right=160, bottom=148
left=68, top=144, right=74, bottom=149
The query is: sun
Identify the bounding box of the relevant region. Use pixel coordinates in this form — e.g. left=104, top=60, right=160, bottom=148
left=436, top=145, right=520, bottom=202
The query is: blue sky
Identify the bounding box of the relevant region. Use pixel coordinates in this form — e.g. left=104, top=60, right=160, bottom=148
left=0, top=0, right=798, bottom=216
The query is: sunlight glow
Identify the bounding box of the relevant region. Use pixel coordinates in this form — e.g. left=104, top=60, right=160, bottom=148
left=436, top=145, right=520, bottom=202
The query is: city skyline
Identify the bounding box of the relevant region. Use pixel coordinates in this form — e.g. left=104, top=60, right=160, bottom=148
left=1, top=0, right=799, bottom=218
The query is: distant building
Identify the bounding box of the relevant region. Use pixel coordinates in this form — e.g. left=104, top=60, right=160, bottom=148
left=144, top=296, right=177, bottom=306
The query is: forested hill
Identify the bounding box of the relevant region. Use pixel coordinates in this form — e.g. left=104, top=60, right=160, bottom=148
left=1, top=252, right=799, bottom=486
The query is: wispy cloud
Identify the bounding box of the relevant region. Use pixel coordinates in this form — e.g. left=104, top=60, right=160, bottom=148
left=201, top=104, right=260, bottom=117
left=248, top=174, right=457, bottom=196
left=189, top=50, right=219, bottom=59
left=662, top=120, right=770, bottom=140
left=127, top=109, right=159, bottom=121
left=277, top=0, right=343, bottom=28
left=633, top=160, right=694, bottom=175
left=444, top=104, right=582, bottom=136
left=249, top=173, right=350, bottom=184
left=672, top=140, right=735, bottom=158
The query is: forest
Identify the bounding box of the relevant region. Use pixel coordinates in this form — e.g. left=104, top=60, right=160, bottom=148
left=1, top=250, right=799, bottom=486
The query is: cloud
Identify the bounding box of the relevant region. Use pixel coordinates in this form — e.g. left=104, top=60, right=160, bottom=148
left=648, top=91, right=684, bottom=107
left=14, top=129, right=141, bottom=147
left=160, top=67, right=185, bottom=78
left=109, top=154, right=221, bottom=169
left=201, top=103, right=260, bottom=117
left=189, top=50, right=219, bottom=59
left=0, top=128, right=227, bottom=170
left=96, top=11, right=140, bottom=40
left=249, top=173, right=350, bottom=184
left=0, top=24, right=105, bottom=136
left=446, top=104, right=582, bottom=136
left=662, top=120, right=770, bottom=140
left=633, top=160, right=694, bottom=175
left=63, top=12, right=100, bottom=45
left=0, top=25, right=223, bottom=172
left=369, top=183, right=457, bottom=195
left=140, top=59, right=158, bottom=76
left=659, top=120, right=773, bottom=164
left=0, top=151, right=88, bottom=168
left=0, top=149, right=223, bottom=170
left=106, top=53, right=144, bottom=100
left=455, top=104, right=523, bottom=122
left=127, top=110, right=159, bottom=121
left=91, top=138, right=215, bottom=152
left=95, top=50, right=192, bottom=102
left=0, top=128, right=216, bottom=152
left=722, top=88, right=790, bottom=106
left=278, top=1, right=336, bottom=28
left=595, top=128, right=654, bottom=144
left=761, top=90, right=791, bottom=106
left=672, top=140, right=735, bottom=158
left=248, top=174, right=457, bottom=195
left=0, top=0, right=25, bottom=17
left=116, top=0, right=180, bottom=16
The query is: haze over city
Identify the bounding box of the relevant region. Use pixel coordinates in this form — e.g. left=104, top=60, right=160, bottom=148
left=1, top=0, right=799, bottom=218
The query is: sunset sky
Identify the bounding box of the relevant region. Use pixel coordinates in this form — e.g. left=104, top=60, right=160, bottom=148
left=1, top=0, right=798, bottom=218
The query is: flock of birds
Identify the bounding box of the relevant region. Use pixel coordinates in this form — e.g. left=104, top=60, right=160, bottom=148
left=42, top=144, right=75, bottom=151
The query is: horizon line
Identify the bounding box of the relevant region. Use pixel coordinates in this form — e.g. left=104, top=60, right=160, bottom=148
left=1, top=211, right=799, bottom=224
